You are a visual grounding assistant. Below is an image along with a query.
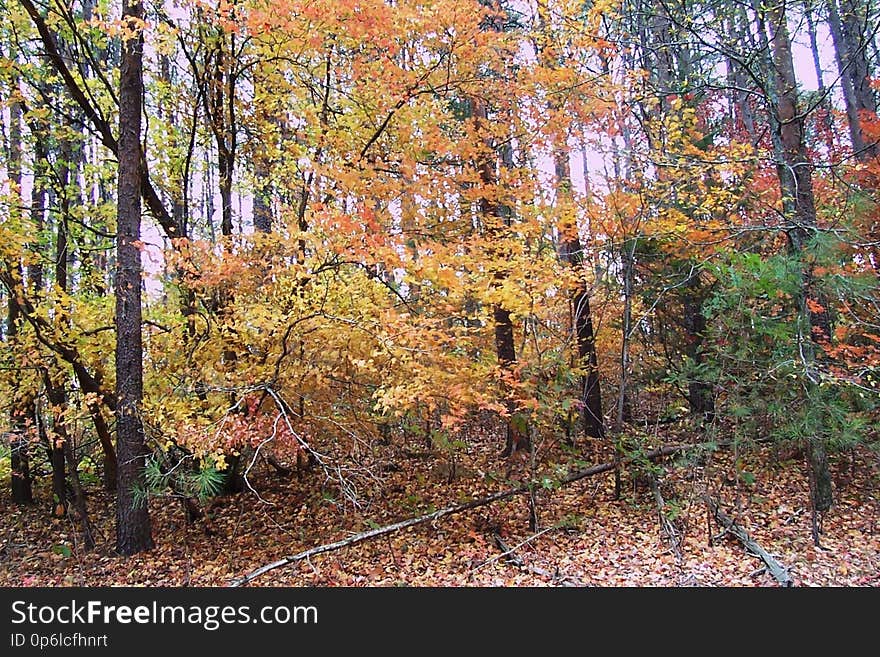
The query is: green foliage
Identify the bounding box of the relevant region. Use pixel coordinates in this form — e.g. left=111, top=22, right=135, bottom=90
left=138, top=454, right=225, bottom=507
left=76, top=456, right=100, bottom=486
left=51, top=543, right=73, bottom=558
left=702, top=247, right=877, bottom=457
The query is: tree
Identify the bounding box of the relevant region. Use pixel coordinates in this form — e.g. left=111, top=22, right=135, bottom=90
left=115, top=0, right=153, bottom=555
left=765, top=0, right=834, bottom=513
left=2, top=46, right=33, bottom=504
left=827, top=0, right=878, bottom=159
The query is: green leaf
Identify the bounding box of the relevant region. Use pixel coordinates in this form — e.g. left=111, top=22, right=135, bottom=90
left=52, top=543, right=73, bottom=558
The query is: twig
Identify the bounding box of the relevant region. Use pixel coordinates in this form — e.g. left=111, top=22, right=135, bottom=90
left=651, top=477, right=683, bottom=565
left=469, top=528, right=554, bottom=573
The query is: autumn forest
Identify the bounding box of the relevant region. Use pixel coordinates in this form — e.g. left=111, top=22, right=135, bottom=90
left=1, top=0, right=878, bottom=587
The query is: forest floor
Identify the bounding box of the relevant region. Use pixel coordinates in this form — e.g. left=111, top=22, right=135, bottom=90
left=1, top=421, right=878, bottom=587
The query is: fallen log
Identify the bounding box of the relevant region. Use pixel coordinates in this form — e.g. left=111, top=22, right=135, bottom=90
left=703, top=495, right=794, bottom=587
left=230, top=444, right=687, bottom=586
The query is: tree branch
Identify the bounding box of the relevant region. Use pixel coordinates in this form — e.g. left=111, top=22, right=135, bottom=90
left=230, top=443, right=688, bottom=585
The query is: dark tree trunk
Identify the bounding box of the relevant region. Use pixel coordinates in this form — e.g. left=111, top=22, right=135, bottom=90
left=472, top=98, right=526, bottom=457
left=682, top=272, right=714, bottom=419
left=804, top=0, right=837, bottom=155
left=766, top=1, right=834, bottom=512
left=576, top=291, right=605, bottom=438
left=28, top=139, right=46, bottom=293
left=253, top=186, right=272, bottom=233
left=6, top=66, right=33, bottom=505
left=41, top=369, right=96, bottom=548
left=63, top=434, right=96, bottom=550
left=534, top=2, right=604, bottom=443
left=45, top=379, right=68, bottom=517
left=115, top=0, right=154, bottom=555
left=827, top=0, right=878, bottom=159
left=839, top=0, right=877, bottom=150
left=554, top=154, right=604, bottom=439
left=205, top=36, right=237, bottom=238
left=219, top=148, right=234, bottom=236
left=46, top=134, right=72, bottom=516
left=252, top=111, right=273, bottom=234
left=615, top=238, right=635, bottom=433
left=808, top=440, right=833, bottom=513
left=88, top=403, right=117, bottom=490
left=9, top=423, right=33, bottom=505
left=219, top=453, right=246, bottom=495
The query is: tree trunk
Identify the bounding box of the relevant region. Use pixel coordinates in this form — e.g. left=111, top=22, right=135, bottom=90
left=839, top=0, right=877, bottom=154
left=63, top=433, right=96, bottom=550
left=48, top=135, right=71, bottom=515
left=115, top=0, right=154, bottom=555
left=8, top=423, right=33, bottom=504
left=554, top=153, right=604, bottom=439
left=45, top=377, right=68, bottom=518
left=615, top=238, right=635, bottom=433
left=535, top=0, right=604, bottom=443
left=682, top=272, right=714, bottom=419
left=766, top=0, right=834, bottom=512
left=808, top=440, right=833, bottom=514
left=253, top=184, right=272, bottom=233
left=826, top=0, right=878, bottom=159
left=206, top=36, right=237, bottom=238
left=725, top=15, right=757, bottom=143
left=804, top=0, right=837, bottom=155
left=5, top=64, right=33, bottom=505
left=252, top=103, right=273, bottom=234
left=219, top=453, right=246, bottom=495
left=219, top=148, right=234, bottom=236
left=472, top=98, right=526, bottom=457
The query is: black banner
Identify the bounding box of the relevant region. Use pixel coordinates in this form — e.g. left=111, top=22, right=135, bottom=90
left=0, top=586, right=855, bottom=652
left=2, top=587, right=582, bottom=652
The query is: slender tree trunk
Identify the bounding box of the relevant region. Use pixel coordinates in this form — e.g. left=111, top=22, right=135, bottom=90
left=766, top=0, right=834, bottom=514
left=682, top=271, right=714, bottom=419
left=805, top=0, right=837, bottom=155
left=252, top=99, right=273, bottom=235
left=472, top=98, right=525, bottom=457
left=206, top=37, right=237, bottom=238
left=63, top=433, right=96, bottom=550
left=554, top=153, right=604, bottom=440
left=27, top=142, right=46, bottom=293
left=839, top=0, right=877, bottom=139
left=88, top=402, right=116, bottom=489
left=8, top=390, right=33, bottom=505
left=827, top=0, right=878, bottom=159
left=46, top=133, right=73, bottom=513
left=41, top=369, right=96, bottom=549
left=44, top=376, right=68, bottom=517
left=533, top=1, right=605, bottom=443
left=5, top=65, right=33, bottom=504
left=612, top=236, right=635, bottom=500
left=615, top=238, right=635, bottom=433
left=253, top=181, right=272, bottom=233
left=115, top=0, right=154, bottom=555
left=219, top=149, right=234, bottom=236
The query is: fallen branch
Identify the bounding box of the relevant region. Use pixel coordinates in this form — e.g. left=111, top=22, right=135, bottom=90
left=703, top=495, right=794, bottom=587
left=651, top=477, right=682, bottom=565
left=230, top=443, right=688, bottom=586
left=475, top=528, right=555, bottom=573
left=472, top=529, right=576, bottom=584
